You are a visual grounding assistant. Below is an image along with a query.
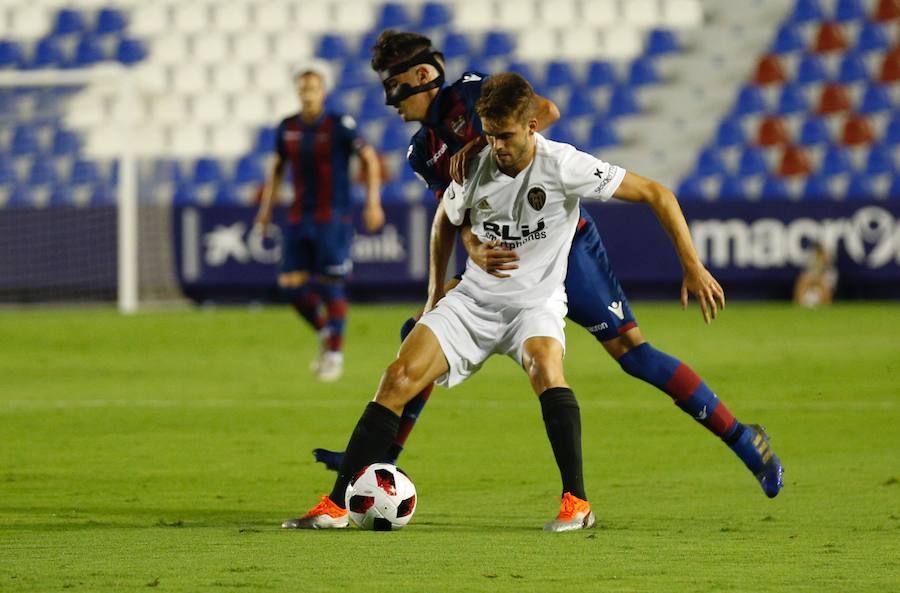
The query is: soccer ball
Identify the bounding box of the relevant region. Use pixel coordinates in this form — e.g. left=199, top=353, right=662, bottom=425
left=344, top=463, right=417, bottom=531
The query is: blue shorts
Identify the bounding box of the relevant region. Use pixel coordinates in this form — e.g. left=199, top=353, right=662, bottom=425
left=564, top=209, right=637, bottom=342
left=281, top=221, right=353, bottom=278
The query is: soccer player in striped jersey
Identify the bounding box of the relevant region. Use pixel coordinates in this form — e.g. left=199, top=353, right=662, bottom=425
left=256, top=61, right=384, bottom=382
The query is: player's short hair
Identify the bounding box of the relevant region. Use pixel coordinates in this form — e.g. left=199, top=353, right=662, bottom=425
left=371, top=30, right=437, bottom=70
left=475, top=73, right=537, bottom=123
left=292, top=59, right=333, bottom=92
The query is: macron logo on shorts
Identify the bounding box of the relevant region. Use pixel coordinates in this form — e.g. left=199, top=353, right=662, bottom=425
left=607, top=301, right=625, bottom=320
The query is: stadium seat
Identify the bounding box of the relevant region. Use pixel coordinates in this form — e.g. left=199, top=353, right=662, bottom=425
left=796, top=54, right=829, bottom=84
left=760, top=175, right=790, bottom=199
left=27, top=160, right=56, bottom=187
left=856, top=22, right=890, bottom=52
left=115, top=38, right=146, bottom=65
left=754, top=55, right=788, bottom=85
left=608, top=85, right=640, bottom=117
left=214, top=183, right=241, bottom=205
left=482, top=31, right=514, bottom=58
left=816, top=83, right=851, bottom=114
left=90, top=183, right=115, bottom=206
left=11, top=125, right=40, bottom=156
left=874, top=0, right=900, bottom=21
left=778, top=145, right=813, bottom=175
left=841, top=114, right=875, bottom=144
left=660, top=0, right=704, bottom=29
left=497, top=0, right=539, bottom=30
left=803, top=172, right=832, bottom=199
left=548, top=120, right=579, bottom=146
left=0, top=156, right=15, bottom=185
left=381, top=122, right=411, bottom=152
left=337, top=61, right=369, bottom=91
left=7, top=186, right=35, bottom=208
left=173, top=183, right=197, bottom=206
left=628, top=57, right=659, bottom=86
left=507, top=61, right=537, bottom=82
left=838, top=51, right=869, bottom=82
left=53, top=8, right=86, bottom=36
left=254, top=127, right=277, bottom=155
left=865, top=143, right=896, bottom=174
left=560, top=27, right=602, bottom=61
left=719, top=175, right=747, bottom=200
left=676, top=174, right=706, bottom=200
left=538, top=0, right=577, bottom=28
left=212, top=3, right=250, bottom=34
left=645, top=28, right=680, bottom=56
left=454, top=0, right=499, bottom=32
left=880, top=48, right=900, bottom=82
left=130, top=4, right=167, bottom=37
left=95, top=8, right=127, bottom=35
left=51, top=129, right=80, bottom=156
left=835, top=0, right=865, bottom=21
left=735, top=85, right=767, bottom=114
left=758, top=116, right=790, bottom=146
left=332, top=1, right=376, bottom=34
left=821, top=144, right=854, bottom=174
left=778, top=83, right=809, bottom=114
left=883, top=115, right=900, bottom=144
left=813, top=22, right=848, bottom=53
left=586, top=61, right=617, bottom=87
left=696, top=146, right=727, bottom=176
left=0, top=40, right=24, bottom=68
left=738, top=146, right=769, bottom=177
left=567, top=89, right=597, bottom=118
left=70, top=159, right=100, bottom=186
left=73, top=36, right=106, bottom=67
left=888, top=174, right=900, bottom=197
left=360, top=86, right=391, bottom=120
left=771, top=23, right=806, bottom=53
left=845, top=172, right=876, bottom=198
left=545, top=61, right=576, bottom=89
left=514, top=29, right=556, bottom=62
left=377, top=3, right=412, bottom=30
left=788, top=0, right=825, bottom=23
left=31, top=37, right=64, bottom=68
left=419, top=3, right=452, bottom=29
left=623, top=0, right=661, bottom=27
left=442, top=32, right=471, bottom=60
left=588, top=119, right=619, bottom=148
left=192, top=159, right=223, bottom=185
left=173, top=3, right=206, bottom=35
left=295, top=2, right=332, bottom=32
left=254, top=2, right=292, bottom=33
left=316, top=35, right=348, bottom=60
left=715, top=117, right=746, bottom=147
left=234, top=156, right=265, bottom=185
left=858, top=83, right=892, bottom=113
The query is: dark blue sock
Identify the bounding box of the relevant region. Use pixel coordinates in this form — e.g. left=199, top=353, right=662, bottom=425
left=318, top=282, right=348, bottom=352
left=281, top=283, right=324, bottom=332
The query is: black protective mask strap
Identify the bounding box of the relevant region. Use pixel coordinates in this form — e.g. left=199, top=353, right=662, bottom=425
left=377, top=47, right=445, bottom=106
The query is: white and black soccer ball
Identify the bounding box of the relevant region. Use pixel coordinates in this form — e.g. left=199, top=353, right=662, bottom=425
left=344, top=463, right=417, bottom=531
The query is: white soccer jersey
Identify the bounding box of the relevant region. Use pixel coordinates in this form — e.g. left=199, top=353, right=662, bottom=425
left=442, top=133, right=626, bottom=308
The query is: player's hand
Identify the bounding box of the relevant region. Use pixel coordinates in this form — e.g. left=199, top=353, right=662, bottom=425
left=363, top=202, right=385, bottom=233
left=681, top=265, right=726, bottom=324
left=450, top=136, right=487, bottom=185
left=469, top=240, right=519, bottom=278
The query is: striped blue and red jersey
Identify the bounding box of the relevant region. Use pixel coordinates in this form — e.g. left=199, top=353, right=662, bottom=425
left=407, top=72, right=487, bottom=201
left=276, top=111, right=367, bottom=224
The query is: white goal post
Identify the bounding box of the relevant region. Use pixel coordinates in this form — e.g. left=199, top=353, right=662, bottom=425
left=0, top=66, right=140, bottom=313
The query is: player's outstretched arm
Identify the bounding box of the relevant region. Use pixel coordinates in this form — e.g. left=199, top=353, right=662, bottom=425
left=255, top=153, right=286, bottom=235
left=358, top=145, right=385, bottom=233
left=424, top=200, right=459, bottom=314
left=612, top=171, right=725, bottom=324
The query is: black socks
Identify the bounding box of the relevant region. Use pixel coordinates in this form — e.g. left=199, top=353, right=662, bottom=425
left=540, top=387, right=587, bottom=501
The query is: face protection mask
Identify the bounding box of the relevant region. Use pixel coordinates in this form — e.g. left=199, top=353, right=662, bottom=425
left=376, top=47, right=445, bottom=106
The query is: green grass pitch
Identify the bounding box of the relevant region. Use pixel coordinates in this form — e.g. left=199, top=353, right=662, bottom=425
left=1, top=302, right=898, bottom=592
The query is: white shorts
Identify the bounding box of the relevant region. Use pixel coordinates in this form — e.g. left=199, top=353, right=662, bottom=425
left=418, top=289, right=567, bottom=388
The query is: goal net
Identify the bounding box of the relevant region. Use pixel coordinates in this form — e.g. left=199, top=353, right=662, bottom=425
left=0, top=66, right=183, bottom=312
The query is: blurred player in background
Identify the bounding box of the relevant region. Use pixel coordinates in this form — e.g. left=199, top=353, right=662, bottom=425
left=255, top=60, right=385, bottom=382
left=793, top=242, right=837, bottom=307
left=316, top=33, right=784, bottom=500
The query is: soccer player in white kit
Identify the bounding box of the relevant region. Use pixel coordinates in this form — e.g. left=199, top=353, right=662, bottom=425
left=283, top=73, right=628, bottom=532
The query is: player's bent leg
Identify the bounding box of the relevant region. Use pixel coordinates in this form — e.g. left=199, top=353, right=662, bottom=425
left=374, top=323, right=449, bottom=415
left=609, top=328, right=783, bottom=498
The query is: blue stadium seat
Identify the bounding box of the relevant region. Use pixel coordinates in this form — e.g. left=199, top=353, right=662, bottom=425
left=696, top=146, right=727, bottom=176
left=325, top=93, right=348, bottom=114
left=31, top=37, right=65, bottom=68
left=192, top=158, right=223, bottom=185
left=52, top=129, right=80, bottom=156
left=865, top=143, right=895, bottom=174
left=0, top=156, right=16, bottom=185
left=883, top=115, right=900, bottom=145
left=381, top=121, right=410, bottom=152
left=316, top=35, right=348, bottom=60
left=588, top=119, right=619, bottom=148
left=548, top=120, right=579, bottom=146
left=337, top=61, right=369, bottom=90
left=28, top=160, right=57, bottom=186
left=835, top=0, right=865, bottom=21
left=116, top=38, right=146, bottom=64
left=0, top=40, right=24, bottom=68
left=150, top=159, right=185, bottom=185
left=856, top=22, right=889, bottom=53
left=719, top=175, right=748, bottom=200
left=73, top=36, right=106, bottom=67
left=837, top=51, right=868, bottom=82
left=788, top=0, right=824, bottom=23
left=845, top=172, right=876, bottom=198
left=377, top=3, right=411, bottom=30
left=735, top=85, right=767, bottom=114
left=628, top=57, right=658, bottom=86
left=482, top=31, right=514, bottom=58
left=799, top=115, right=831, bottom=145
left=95, top=8, right=127, bottom=35
left=214, top=183, right=240, bottom=205
left=771, top=23, right=806, bottom=53
left=803, top=172, right=832, bottom=199
left=859, top=83, right=892, bottom=113
left=70, top=159, right=100, bottom=186
left=738, top=147, right=769, bottom=177
left=889, top=175, right=900, bottom=198
left=11, top=125, right=40, bottom=156
left=608, top=85, right=640, bottom=117
left=645, top=29, right=679, bottom=56
left=355, top=31, right=380, bottom=60
left=760, top=175, right=790, bottom=199
left=7, top=186, right=35, bottom=208
left=586, top=61, right=616, bottom=87
left=173, top=183, right=197, bottom=205
left=545, top=61, right=576, bottom=88
left=90, top=183, right=115, bottom=206
left=360, top=86, right=391, bottom=120
left=234, top=156, right=265, bottom=185
left=464, top=58, right=492, bottom=76
left=53, top=8, right=86, bottom=35
left=715, top=117, right=746, bottom=147
left=507, top=61, right=537, bottom=82
left=49, top=185, right=75, bottom=206
left=777, top=83, right=808, bottom=114
left=442, top=32, right=471, bottom=60
left=254, top=127, right=277, bottom=155
left=796, top=54, right=828, bottom=84
left=566, top=88, right=596, bottom=118
left=676, top=175, right=706, bottom=200
left=821, top=144, right=854, bottom=175
left=419, top=2, right=452, bottom=29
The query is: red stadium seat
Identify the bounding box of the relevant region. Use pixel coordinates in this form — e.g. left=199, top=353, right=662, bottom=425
left=879, top=47, right=900, bottom=81
left=841, top=114, right=875, bottom=145
left=816, top=83, right=851, bottom=114
left=753, top=55, right=787, bottom=85
left=813, top=22, right=849, bottom=53
left=757, top=116, right=791, bottom=146
left=874, top=0, right=900, bottom=21
left=778, top=145, right=813, bottom=176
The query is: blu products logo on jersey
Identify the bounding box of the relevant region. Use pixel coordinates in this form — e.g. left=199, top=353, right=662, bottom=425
left=483, top=218, right=546, bottom=244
